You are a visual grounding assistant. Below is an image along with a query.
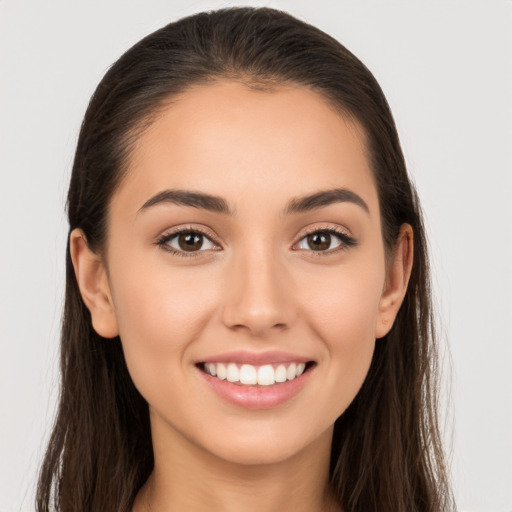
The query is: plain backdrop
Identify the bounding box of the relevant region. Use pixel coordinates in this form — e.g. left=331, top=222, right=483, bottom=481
left=1, top=1, right=511, bottom=511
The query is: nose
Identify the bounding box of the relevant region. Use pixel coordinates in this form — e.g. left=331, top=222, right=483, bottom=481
left=221, top=246, right=296, bottom=337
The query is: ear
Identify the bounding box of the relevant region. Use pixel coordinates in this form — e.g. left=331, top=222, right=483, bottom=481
left=69, top=228, right=119, bottom=338
left=375, top=224, right=414, bottom=339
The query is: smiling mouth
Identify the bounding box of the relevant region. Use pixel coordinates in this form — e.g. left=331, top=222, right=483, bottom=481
left=198, top=361, right=316, bottom=386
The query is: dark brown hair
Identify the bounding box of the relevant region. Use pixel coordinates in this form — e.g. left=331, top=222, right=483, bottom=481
left=37, top=7, right=453, bottom=511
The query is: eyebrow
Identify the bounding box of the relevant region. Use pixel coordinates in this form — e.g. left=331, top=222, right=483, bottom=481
left=139, top=189, right=233, bottom=214
left=138, top=187, right=369, bottom=216
left=284, top=188, right=370, bottom=215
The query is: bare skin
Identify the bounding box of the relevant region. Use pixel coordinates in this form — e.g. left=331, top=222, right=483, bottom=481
left=70, top=81, right=413, bottom=512
left=134, top=420, right=339, bottom=512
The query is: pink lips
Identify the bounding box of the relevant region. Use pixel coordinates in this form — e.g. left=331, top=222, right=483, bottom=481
left=196, top=351, right=314, bottom=410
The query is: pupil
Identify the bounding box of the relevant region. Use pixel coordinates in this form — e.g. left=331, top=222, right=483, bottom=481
left=179, top=233, right=202, bottom=251
left=308, top=232, right=330, bottom=251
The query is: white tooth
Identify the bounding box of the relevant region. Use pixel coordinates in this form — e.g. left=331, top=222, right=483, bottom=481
left=257, top=365, right=275, bottom=386
left=275, top=364, right=287, bottom=383
left=216, top=363, right=227, bottom=380
left=287, top=363, right=297, bottom=381
left=295, top=363, right=306, bottom=377
left=226, top=363, right=240, bottom=383
left=207, top=363, right=217, bottom=376
left=239, top=364, right=257, bottom=385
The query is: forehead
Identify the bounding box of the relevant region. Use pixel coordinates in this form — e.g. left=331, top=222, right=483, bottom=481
left=116, top=80, right=378, bottom=217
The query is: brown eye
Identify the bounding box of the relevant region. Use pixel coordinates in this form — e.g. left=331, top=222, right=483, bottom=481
left=295, top=229, right=356, bottom=253
left=178, top=232, right=204, bottom=251
left=160, top=230, right=217, bottom=254
left=306, top=232, right=331, bottom=251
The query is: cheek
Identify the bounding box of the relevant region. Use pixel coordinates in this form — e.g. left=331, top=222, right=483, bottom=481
left=301, top=255, right=385, bottom=343
left=107, top=256, right=220, bottom=392
left=297, top=256, right=385, bottom=410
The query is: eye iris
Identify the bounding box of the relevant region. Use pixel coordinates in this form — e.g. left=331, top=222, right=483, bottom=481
left=178, top=233, right=203, bottom=251
left=307, top=232, right=331, bottom=251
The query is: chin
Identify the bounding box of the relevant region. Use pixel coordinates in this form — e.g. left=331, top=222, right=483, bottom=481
left=195, top=420, right=334, bottom=467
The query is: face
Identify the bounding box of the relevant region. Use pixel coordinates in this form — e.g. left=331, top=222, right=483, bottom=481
left=75, top=81, right=408, bottom=466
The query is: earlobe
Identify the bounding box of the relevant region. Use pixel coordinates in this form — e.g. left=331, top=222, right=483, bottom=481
left=375, top=224, right=414, bottom=339
left=69, top=228, right=119, bottom=338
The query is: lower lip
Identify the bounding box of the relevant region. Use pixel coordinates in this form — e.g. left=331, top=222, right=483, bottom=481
left=197, top=366, right=312, bottom=410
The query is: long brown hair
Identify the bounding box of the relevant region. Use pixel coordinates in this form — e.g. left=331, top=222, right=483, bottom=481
left=37, top=7, right=453, bottom=511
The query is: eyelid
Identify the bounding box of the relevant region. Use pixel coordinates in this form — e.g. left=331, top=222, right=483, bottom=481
left=292, top=224, right=357, bottom=253
left=155, top=225, right=222, bottom=257
left=154, top=223, right=356, bottom=258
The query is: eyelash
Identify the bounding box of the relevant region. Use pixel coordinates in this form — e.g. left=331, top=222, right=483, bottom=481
left=155, top=226, right=357, bottom=258
left=295, top=226, right=357, bottom=255
left=155, top=226, right=219, bottom=258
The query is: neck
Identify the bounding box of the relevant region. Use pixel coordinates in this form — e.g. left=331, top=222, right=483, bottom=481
left=133, top=415, right=340, bottom=512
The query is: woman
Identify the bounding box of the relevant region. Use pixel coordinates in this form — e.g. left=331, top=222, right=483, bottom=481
left=37, top=7, right=453, bottom=512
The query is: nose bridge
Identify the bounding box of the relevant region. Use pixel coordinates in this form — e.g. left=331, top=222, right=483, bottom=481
left=221, top=241, right=294, bottom=335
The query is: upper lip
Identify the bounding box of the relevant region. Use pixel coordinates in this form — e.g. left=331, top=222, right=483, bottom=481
left=198, top=350, right=313, bottom=366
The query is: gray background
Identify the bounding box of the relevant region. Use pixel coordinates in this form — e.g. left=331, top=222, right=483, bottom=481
left=1, top=1, right=511, bottom=510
